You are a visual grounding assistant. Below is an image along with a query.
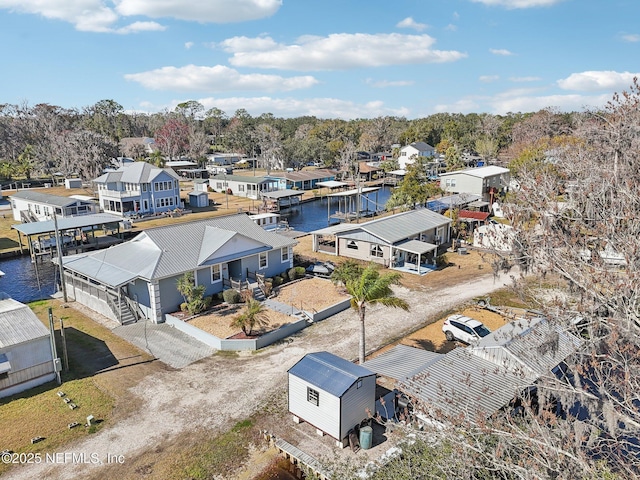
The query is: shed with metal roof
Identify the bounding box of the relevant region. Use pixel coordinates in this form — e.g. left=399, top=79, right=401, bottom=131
left=288, top=351, right=376, bottom=445
left=0, top=293, right=56, bottom=398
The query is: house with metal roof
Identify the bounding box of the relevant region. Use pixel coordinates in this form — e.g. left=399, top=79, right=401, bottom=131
left=93, top=161, right=182, bottom=217
left=288, top=351, right=376, bottom=447
left=9, top=191, right=97, bottom=222
left=380, top=317, right=582, bottom=422
left=209, top=174, right=278, bottom=200
left=398, top=142, right=436, bottom=170
left=438, top=165, right=511, bottom=203
left=310, top=209, right=451, bottom=275
left=268, top=169, right=337, bottom=190
left=0, top=293, right=56, bottom=399
left=59, top=213, right=297, bottom=324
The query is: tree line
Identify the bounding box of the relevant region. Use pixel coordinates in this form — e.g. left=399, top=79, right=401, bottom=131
left=0, top=98, right=577, bottom=182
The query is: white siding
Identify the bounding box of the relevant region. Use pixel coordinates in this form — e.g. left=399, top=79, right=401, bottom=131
left=289, top=375, right=341, bottom=439
left=339, top=375, right=376, bottom=439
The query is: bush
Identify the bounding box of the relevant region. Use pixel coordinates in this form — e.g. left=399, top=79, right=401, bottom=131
left=288, top=266, right=306, bottom=280
left=435, top=254, right=448, bottom=268
left=272, top=275, right=283, bottom=287
left=180, top=302, right=188, bottom=312
left=223, top=289, right=242, bottom=304
left=280, top=270, right=289, bottom=283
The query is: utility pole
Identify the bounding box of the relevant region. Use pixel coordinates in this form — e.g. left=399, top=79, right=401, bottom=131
left=53, top=212, right=68, bottom=302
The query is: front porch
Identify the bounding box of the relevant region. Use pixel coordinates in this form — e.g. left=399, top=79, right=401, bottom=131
left=390, top=239, right=439, bottom=276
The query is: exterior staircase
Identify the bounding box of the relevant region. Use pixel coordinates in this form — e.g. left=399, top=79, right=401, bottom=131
left=250, top=282, right=266, bottom=302
left=106, top=292, right=138, bottom=325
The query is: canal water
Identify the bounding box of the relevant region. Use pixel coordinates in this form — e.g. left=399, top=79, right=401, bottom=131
left=0, top=186, right=394, bottom=303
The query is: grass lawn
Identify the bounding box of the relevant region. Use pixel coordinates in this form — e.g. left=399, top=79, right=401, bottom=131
left=0, top=299, right=162, bottom=477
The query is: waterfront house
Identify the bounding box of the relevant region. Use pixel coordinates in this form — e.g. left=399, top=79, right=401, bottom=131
left=59, top=213, right=297, bottom=324
left=398, top=142, right=435, bottom=170
left=311, top=209, right=451, bottom=274
left=438, top=166, right=511, bottom=203
left=10, top=191, right=97, bottom=222
left=93, top=161, right=182, bottom=217
left=209, top=174, right=278, bottom=199
left=268, top=169, right=337, bottom=191
left=288, top=351, right=376, bottom=447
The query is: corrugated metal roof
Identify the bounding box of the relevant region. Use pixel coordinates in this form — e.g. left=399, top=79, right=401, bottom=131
left=61, top=213, right=297, bottom=284
left=270, top=169, right=336, bottom=182
left=363, top=345, right=442, bottom=381
left=0, top=294, right=50, bottom=347
left=9, top=191, right=88, bottom=208
left=288, top=351, right=375, bottom=398
left=260, top=190, right=305, bottom=199
left=219, top=175, right=276, bottom=184
left=471, top=317, right=581, bottom=377
left=352, top=209, right=450, bottom=244
left=12, top=213, right=123, bottom=236
left=427, top=194, right=482, bottom=212
left=399, top=348, right=534, bottom=420
left=395, top=239, right=437, bottom=254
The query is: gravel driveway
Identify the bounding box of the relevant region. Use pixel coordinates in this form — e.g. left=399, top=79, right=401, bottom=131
left=5, top=268, right=517, bottom=480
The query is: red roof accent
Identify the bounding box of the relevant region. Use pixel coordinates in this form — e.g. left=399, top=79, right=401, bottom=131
left=458, top=210, right=490, bottom=221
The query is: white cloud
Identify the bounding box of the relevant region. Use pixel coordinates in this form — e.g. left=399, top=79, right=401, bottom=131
left=445, top=24, right=458, bottom=31
left=396, top=17, right=428, bottom=32
left=557, top=71, right=640, bottom=92
left=124, top=65, right=318, bottom=92
left=221, top=33, right=466, bottom=71
left=621, top=33, right=640, bottom=42
left=115, top=21, right=166, bottom=34
left=0, top=0, right=281, bottom=32
left=509, top=76, right=541, bottom=82
left=366, top=79, right=415, bottom=88
left=479, top=75, right=499, bottom=83
left=470, top=0, right=565, bottom=8
left=192, top=96, right=411, bottom=120
left=184, top=42, right=194, bottom=49
left=489, top=48, right=514, bottom=56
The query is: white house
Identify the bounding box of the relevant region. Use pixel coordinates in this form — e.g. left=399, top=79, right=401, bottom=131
left=0, top=293, right=57, bottom=399
left=288, top=352, right=376, bottom=447
left=93, top=161, right=182, bottom=217
left=438, top=166, right=511, bottom=203
left=398, top=142, right=435, bottom=170
left=209, top=174, right=278, bottom=200
left=9, top=191, right=97, bottom=222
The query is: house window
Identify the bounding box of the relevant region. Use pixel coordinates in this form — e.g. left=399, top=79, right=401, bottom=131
left=211, top=264, right=221, bottom=283
left=307, top=387, right=319, bottom=406
left=142, top=183, right=147, bottom=192
left=347, top=240, right=358, bottom=250
left=44, top=206, right=49, bottom=216
left=281, top=247, right=290, bottom=263
left=259, top=252, right=268, bottom=269
left=34, top=204, right=41, bottom=214
left=445, top=179, right=456, bottom=187
left=370, top=245, right=383, bottom=258
left=216, top=182, right=223, bottom=190
left=0, top=372, right=7, bottom=380
left=239, top=185, right=245, bottom=192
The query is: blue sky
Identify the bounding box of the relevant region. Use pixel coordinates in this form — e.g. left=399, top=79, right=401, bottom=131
left=1, top=0, right=639, bottom=119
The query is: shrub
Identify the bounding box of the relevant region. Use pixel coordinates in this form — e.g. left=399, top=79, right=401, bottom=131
left=288, top=266, right=306, bottom=280
left=435, top=254, right=448, bottom=268
left=280, top=270, right=289, bottom=283
left=272, top=275, right=283, bottom=287
left=223, top=289, right=242, bottom=304
left=180, top=302, right=188, bottom=312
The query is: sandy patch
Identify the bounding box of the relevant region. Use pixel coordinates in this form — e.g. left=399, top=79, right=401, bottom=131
left=273, top=277, right=350, bottom=312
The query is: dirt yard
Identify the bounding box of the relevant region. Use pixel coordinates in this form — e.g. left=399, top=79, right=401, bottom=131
left=272, top=277, right=349, bottom=311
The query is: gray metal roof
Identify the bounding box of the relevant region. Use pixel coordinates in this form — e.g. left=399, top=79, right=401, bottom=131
left=94, top=161, right=180, bottom=184
left=0, top=293, right=51, bottom=347
left=339, top=209, right=450, bottom=245
left=395, top=239, right=437, bottom=254
left=219, top=175, right=277, bottom=184
left=9, top=191, right=91, bottom=208
left=363, top=345, right=442, bottom=381
left=399, top=348, right=534, bottom=420
left=61, top=213, right=297, bottom=285
left=288, top=351, right=375, bottom=398
left=470, top=317, right=581, bottom=378
left=12, top=213, right=123, bottom=236
left=427, top=194, right=482, bottom=212
left=327, top=187, right=379, bottom=197
left=439, top=165, right=509, bottom=179
left=269, top=169, right=336, bottom=182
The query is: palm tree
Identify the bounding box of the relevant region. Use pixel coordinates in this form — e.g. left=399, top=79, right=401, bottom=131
left=344, top=264, right=409, bottom=364
left=231, top=299, right=270, bottom=336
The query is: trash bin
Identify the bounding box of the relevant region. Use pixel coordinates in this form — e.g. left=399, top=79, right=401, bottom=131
left=359, top=426, right=373, bottom=450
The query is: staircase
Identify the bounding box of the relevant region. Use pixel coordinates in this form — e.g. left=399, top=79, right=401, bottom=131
left=106, top=292, right=138, bottom=325
left=250, top=282, right=266, bottom=302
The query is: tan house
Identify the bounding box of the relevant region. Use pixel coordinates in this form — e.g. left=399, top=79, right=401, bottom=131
left=438, top=166, right=510, bottom=203
left=311, top=209, right=451, bottom=275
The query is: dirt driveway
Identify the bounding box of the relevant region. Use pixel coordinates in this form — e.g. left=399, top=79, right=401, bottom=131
left=5, top=254, right=519, bottom=480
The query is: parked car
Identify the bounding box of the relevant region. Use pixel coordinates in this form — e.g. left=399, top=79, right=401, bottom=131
left=442, top=314, right=491, bottom=343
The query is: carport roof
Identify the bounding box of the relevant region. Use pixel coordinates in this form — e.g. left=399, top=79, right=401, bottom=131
left=395, top=239, right=438, bottom=255
left=363, top=345, right=442, bottom=381
left=12, top=213, right=124, bottom=236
